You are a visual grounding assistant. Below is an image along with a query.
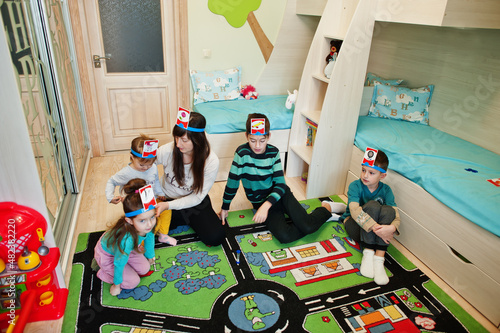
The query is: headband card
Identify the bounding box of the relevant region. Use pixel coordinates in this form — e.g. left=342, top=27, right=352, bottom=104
left=176, top=107, right=190, bottom=129
left=362, top=147, right=378, bottom=167
left=142, top=140, right=159, bottom=158
left=139, top=185, right=156, bottom=211
left=251, top=118, right=266, bottom=135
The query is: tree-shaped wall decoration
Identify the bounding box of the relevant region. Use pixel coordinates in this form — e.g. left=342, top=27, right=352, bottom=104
left=208, top=0, right=274, bottom=63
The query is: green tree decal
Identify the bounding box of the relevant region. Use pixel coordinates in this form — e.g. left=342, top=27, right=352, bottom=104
left=208, top=0, right=274, bottom=62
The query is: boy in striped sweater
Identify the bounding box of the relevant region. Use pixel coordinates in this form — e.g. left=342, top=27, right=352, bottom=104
left=218, top=113, right=331, bottom=244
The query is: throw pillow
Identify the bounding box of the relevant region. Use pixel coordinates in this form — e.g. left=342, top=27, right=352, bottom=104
left=368, top=81, right=434, bottom=125
left=190, top=67, right=242, bottom=105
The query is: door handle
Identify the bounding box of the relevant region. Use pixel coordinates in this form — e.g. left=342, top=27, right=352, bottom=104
left=93, top=54, right=111, bottom=68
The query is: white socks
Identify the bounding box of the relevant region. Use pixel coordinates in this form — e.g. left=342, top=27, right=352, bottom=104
left=360, top=249, right=375, bottom=278
left=323, top=201, right=347, bottom=213
left=322, top=201, right=347, bottom=221
left=360, top=249, right=389, bottom=285
left=373, top=256, right=389, bottom=285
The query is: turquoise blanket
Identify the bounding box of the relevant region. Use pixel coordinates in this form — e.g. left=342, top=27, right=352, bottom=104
left=194, top=95, right=294, bottom=134
left=355, top=116, right=500, bottom=236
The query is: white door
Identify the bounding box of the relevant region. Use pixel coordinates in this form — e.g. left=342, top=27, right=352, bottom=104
left=84, top=0, right=179, bottom=151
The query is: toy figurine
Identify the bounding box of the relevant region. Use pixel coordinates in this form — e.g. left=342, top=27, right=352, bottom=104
left=241, top=84, right=259, bottom=100
left=324, top=39, right=342, bottom=79
left=285, top=89, right=298, bottom=109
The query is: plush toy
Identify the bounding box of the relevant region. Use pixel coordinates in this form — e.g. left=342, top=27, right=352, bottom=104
left=286, top=89, right=298, bottom=109
left=241, top=85, right=259, bottom=100
left=324, top=40, right=343, bottom=79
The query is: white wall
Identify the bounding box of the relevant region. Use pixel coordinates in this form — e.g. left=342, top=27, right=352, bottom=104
left=188, top=0, right=287, bottom=88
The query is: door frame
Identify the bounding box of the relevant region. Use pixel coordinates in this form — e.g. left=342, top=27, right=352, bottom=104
left=69, top=0, right=190, bottom=157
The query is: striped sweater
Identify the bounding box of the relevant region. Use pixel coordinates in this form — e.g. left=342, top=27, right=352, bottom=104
left=222, top=143, right=286, bottom=210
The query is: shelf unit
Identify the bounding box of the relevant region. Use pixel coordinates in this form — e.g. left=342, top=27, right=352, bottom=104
left=286, top=0, right=375, bottom=198
left=289, top=0, right=500, bottom=326
left=289, top=0, right=500, bottom=199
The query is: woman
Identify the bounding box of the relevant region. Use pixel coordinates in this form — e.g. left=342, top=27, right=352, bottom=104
left=155, top=110, right=225, bottom=246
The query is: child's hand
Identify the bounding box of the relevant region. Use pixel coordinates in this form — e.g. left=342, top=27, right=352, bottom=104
left=110, top=284, right=121, bottom=296
left=252, top=202, right=271, bottom=224
left=373, top=224, right=396, bottom=244
left=155, top=201, right=169, bottom=216
left=218, top=210, right=228, bottom=225
left=110, top=196, right=122, bottom=204
left=148, top=257, right=155, bottom=264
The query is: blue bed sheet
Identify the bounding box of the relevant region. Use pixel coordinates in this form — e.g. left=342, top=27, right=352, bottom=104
left=193, top=95, right=294, bottom=134
left=355, top=116, right=500, bottom=236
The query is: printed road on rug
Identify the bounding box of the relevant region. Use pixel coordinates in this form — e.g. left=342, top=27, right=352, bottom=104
left=62, top=196, right=487, bottom=333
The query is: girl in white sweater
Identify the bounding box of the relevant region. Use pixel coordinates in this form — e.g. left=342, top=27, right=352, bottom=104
left=155, top=110, right=225, bottom=246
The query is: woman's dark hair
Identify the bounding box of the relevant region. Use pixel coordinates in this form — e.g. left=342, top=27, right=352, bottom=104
left=106, top=178, right=147, bottom=254
left=172, top=112, right=210, bottom=193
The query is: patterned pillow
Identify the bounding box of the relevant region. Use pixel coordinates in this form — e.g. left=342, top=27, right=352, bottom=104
left=365, top=72, right=403, bottom=86
left=190, top=67, right=242, bottom=105
left=368, top=81, right=434, bottom=125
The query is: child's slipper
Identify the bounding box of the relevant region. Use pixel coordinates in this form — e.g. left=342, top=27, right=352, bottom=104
left=139, top=270, right=154, bottom=277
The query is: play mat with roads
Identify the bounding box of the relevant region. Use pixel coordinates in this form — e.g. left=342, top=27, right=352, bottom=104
left=62, top=196, right=487, bottom=333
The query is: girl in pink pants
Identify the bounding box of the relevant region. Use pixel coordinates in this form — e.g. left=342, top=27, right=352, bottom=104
left=94, top=178, right=156, bottom=296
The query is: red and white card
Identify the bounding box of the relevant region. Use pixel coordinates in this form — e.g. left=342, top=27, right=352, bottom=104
left=250, top=118, right=266, bottom=135
left=142, top=140, right=159, bottom=158
left=362, top=147, right=378, bottom=167
left=139, top=185, right=156, bottom=210
left=176, top=107, right=191, bottom=129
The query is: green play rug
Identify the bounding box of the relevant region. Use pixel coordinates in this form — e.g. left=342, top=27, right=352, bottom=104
left=62, top=196, right=487, bottom=332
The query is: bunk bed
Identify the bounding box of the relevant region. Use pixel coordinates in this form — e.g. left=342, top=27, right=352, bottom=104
left=347, top=20, right=500, bottom=325
left=287, top=0, right=500, bottom=326
left=349, top=87, right=500, bottom=326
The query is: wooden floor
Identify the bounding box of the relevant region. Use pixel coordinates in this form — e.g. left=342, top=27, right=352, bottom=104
left=25, top=154, right=499, bottom=332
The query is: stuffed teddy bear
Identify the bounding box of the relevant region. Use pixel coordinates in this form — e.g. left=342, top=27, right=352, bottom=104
left=324, top=39, right=343, bottom=79
left=241, top=85, right=259, bottom=100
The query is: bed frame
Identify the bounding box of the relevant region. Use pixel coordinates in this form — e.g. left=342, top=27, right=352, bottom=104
left=347, top=87, right=500, bottom=326
left=207, top=130, right=290, bottom=182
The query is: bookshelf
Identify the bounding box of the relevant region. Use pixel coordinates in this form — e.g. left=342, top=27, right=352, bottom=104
left=286, top=0, right=375, bottom=198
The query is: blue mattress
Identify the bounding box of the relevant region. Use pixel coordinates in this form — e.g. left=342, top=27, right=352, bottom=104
left=193, top=95, right=294, bottom=134
left=355, top=116, right=500, bottom=236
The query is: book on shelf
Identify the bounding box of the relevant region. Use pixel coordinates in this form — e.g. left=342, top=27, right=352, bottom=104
left=306, top=118, right=317, bottom=146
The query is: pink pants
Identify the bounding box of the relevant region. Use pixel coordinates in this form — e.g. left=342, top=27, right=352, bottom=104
left=94, top=237, right=150, bottom=289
